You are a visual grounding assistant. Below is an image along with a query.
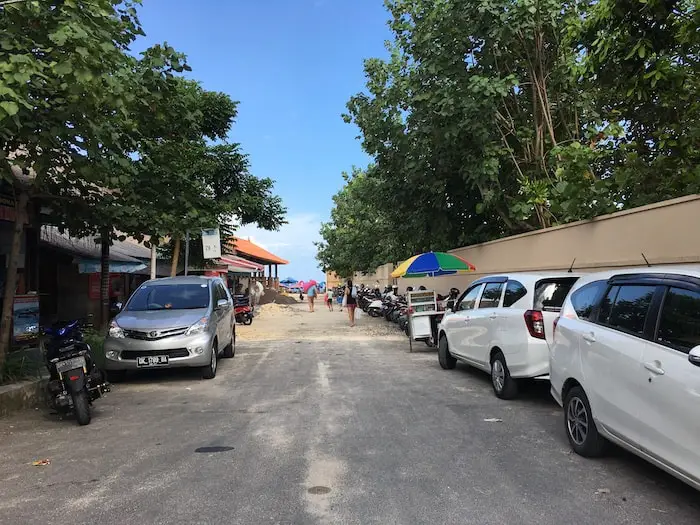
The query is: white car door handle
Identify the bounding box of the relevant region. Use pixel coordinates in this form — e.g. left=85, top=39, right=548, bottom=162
left=582, top=332, right=596, bottom=343
left=644, top=362, right=665, bottom=375
left=489, top=314, right=498, bottom=320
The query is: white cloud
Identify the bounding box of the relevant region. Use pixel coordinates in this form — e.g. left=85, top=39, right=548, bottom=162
left=235, top=213, right=325, bottom=281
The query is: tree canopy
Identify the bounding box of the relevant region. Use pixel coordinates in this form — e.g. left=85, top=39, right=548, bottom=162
left=0, top=0, right=286, bottom=360
left=317, top=0, right=700, bottom=276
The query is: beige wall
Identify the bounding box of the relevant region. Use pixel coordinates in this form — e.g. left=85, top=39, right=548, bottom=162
left=352, top=262, right=396, bottom=289
left=389, top=195, right=700, bottom=294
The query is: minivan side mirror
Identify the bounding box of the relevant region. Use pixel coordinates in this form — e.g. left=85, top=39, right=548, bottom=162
left=689, top=346, right=700, bottom=367
left=216, top=299, right=229, bottom=310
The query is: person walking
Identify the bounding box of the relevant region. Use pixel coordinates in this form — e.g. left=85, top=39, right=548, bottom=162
left=344, top=279, right=357, bottom=327
left=325, top=287, right=334, bottom=311
left=307, top=282, right=317, bottom=312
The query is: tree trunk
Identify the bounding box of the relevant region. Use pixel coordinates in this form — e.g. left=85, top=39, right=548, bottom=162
left=170, top=237, right=181, bottom=277
left=100, top=229, right=110, bottom=330
left=0, top=191, right=29, bottom=368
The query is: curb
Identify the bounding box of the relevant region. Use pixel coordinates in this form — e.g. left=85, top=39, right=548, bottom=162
left=0, top=377, right=48, bottom=417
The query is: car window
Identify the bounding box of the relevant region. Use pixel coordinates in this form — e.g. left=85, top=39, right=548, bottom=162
left=533, top=278, right=579, bottom=312
left=656, top=287, right=700, bottom=353
left=215, top=282, right=229, bottom=302
left=598, top=285, right=656, bottom=336
left=458, top=284, right=482, bottom=311
left=127, top=283, right=210, bottom=311
left=479, top=282, right=504, bottom=308
left=570, top=280, right=607, bottom=321
left=503, top=280, right=527, bottom=307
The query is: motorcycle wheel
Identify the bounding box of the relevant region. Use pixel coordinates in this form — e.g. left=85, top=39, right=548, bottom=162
left=72, top=390, right=91, bottom=426
left=244, top=316, right=253, bottom=326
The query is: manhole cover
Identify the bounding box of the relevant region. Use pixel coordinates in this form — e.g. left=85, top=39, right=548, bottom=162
left=195, top=446, right=234, bottom=453
left=308, top=486, right=331, bottom=495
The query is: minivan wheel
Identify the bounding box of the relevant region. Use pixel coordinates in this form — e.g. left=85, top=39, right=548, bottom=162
left=564, top=386, right=607, bottom=457
left=438, top=335, right=457, bottom=370
left=202, top=342, right=218, bottom=379
left=223, top=328, right=235, bottom=358
left=491, top=351, right=518, bottom=400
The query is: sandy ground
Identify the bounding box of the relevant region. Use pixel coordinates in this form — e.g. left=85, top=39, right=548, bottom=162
left=241, top=301, right=406, bottom=342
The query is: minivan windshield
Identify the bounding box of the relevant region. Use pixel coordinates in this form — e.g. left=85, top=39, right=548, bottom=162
left=534, top=278, right=579, bottom=312
left=126, top=284, right=210, bottom=311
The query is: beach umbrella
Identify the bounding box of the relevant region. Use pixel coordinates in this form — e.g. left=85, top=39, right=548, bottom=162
left=391, top=251, right=476, bottom=278
left=280, top=277, right=298, bottom=285
left=302, top=280, right=318, bottom=293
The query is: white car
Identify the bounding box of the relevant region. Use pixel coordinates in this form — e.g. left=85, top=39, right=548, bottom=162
left=550, top=266, right=700, bottom=491
left=437, top=272, right=582, bottom=399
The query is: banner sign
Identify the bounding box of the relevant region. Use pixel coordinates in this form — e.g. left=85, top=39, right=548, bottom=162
left=201, top=228, right=221, bottom=259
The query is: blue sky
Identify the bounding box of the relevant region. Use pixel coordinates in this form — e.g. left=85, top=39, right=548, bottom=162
left=133, top=0, right=391, bottom=282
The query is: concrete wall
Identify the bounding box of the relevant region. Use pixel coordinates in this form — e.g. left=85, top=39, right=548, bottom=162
left=353, top=263, right=396, bottom=289
left=387, top=195, right=700, bottom=295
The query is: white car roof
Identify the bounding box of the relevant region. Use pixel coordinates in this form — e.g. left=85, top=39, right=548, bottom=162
left=472, top=271, right=585, bottom=285
left=570, top=264, right=700, bottom=289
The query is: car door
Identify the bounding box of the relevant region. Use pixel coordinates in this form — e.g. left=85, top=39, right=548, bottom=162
left=445, top=283, right=484, bottom=359
left=470, top=281, right=505, bottom=366
left=497, top=279, right=529, bottom=358
left=583, top=283, right=658, bottom=445
left=215, top=281, right=232, bottom=344
left=638, top=285, right=700, bottom=482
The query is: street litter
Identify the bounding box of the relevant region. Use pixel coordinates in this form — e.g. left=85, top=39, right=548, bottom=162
left=31, top=459, right=50, bottom=466
left=595, top=488, right=610, bottom=495
left=483, top=418, right=503, bottom=422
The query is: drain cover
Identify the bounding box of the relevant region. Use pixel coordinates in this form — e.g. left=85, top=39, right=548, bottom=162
left=195, top=446, right=234, bottom=453
left=308, top=486, right=331, bottom=495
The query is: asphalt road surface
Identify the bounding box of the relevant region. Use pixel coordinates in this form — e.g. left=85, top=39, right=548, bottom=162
left=1, top=303, right=698, bottom=524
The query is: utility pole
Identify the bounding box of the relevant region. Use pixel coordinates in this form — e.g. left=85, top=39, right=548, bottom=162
left=150, top=242, right=156, bottom=279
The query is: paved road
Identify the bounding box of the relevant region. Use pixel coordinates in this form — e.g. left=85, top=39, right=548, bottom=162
left=0, top=305, right=698, bottom=524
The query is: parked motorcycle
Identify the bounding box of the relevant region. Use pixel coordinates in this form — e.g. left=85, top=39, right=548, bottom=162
left=235, top=304, right=254, bottom=325
left=41, top=319, right=110, bottom=426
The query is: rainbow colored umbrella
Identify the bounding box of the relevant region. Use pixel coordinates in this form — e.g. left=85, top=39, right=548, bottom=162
left=391, top=251, right=476, bottom=278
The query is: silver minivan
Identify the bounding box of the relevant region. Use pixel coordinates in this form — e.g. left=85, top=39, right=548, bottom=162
left=104, top=276, right=235, bottom=380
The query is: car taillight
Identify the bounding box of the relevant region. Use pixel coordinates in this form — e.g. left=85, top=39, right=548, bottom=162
left=524, top=310, right=546, bottom=339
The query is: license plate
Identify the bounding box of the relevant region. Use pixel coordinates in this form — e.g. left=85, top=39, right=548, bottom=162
left=56, top=356, right=86, bottom=374
left=137, top=355, right=169, bottom=367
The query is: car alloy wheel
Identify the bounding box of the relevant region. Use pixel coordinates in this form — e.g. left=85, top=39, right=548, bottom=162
left=210, top=347, right=217, bottom=375
left=566, top=396, right=588, bottom=446
left=492, top=359, right=505, bottom=393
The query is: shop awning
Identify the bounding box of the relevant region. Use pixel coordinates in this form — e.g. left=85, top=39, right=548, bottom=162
left=77, top=258, right=147, bottom=274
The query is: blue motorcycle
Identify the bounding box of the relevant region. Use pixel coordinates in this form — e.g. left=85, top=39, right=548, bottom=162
left=41, top=319, right=110, bottom=425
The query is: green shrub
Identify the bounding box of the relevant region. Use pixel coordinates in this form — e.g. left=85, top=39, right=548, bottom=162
left=83, top=328, right=106, bottom=368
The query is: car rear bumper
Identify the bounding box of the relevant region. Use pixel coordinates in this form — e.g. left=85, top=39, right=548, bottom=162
left=103, top=332, right=214, bottom=370
left=508, top=341, right=550, bottom=379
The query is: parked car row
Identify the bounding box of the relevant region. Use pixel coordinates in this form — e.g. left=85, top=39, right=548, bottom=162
left=435, top=266, right=700, bottom=491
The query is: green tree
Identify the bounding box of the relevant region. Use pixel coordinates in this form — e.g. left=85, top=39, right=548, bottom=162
left=0, top=0, right=190, bottom=362
left=320, top=0, right=699, bottom=274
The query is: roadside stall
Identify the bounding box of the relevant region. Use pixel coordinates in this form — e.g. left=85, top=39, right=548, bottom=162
left=391, top=251, right=476, bottom=352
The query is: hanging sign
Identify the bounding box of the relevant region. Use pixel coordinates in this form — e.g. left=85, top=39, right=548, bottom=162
left=201, top=228, right=221, bottom=259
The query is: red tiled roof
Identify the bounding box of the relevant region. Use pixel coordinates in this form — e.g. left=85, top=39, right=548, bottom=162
left=229, top=237, right=288, bottom=265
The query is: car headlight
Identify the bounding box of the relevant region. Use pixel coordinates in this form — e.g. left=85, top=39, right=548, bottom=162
left=185, top=317, right=209, bottom=336
left=108, top=320, right=125, bottom=339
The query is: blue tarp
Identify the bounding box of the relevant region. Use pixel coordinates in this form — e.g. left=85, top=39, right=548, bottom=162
left=77, top=258, right=147, bottom=274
